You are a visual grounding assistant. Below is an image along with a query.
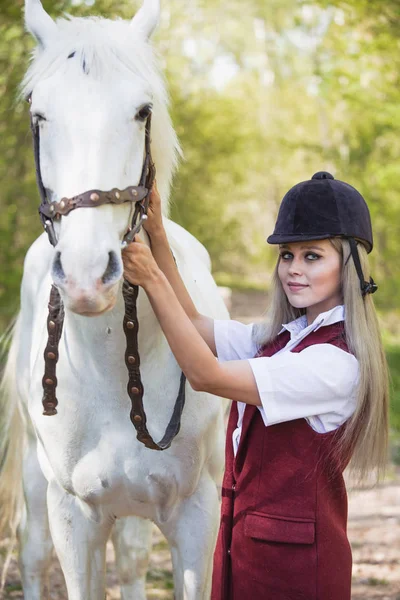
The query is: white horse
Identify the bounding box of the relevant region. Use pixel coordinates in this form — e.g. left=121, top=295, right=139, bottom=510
left=0, top=1, right=228, bottom=598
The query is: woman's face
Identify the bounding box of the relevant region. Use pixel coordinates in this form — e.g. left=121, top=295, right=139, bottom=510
left=277, top=239, right=342, bottom=323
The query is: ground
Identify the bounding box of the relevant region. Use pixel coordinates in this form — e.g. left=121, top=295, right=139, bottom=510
left=1, top=476, right=400, bottom=598
left=349, top=475, right=400, bottom=600
left=1, top=290, right=399, bottom=599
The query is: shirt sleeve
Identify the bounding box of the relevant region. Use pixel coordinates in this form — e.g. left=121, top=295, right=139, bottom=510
left=248, top=344, right=359, bottom=432
left=214, top=320, right=258, bottom=362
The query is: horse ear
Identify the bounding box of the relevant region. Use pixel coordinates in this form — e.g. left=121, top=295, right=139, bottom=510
left=131, top=0, right=160, bottom=40
left=25, top=0, right=58, bottom=49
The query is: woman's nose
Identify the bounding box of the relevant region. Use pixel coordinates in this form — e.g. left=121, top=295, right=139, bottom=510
left=288, top=257, right=303, bottom=275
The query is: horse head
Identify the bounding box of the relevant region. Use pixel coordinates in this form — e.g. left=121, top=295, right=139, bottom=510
left=23, top=0, right=179, bottom=316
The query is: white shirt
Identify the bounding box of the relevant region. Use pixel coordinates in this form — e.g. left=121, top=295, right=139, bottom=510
left=214, top=305, right=359, bottom=456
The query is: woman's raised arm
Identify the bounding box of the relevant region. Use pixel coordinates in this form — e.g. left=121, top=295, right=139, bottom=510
left=124, top=185, right=217, bottom=355
left=122, top=239, right=261, bottom=405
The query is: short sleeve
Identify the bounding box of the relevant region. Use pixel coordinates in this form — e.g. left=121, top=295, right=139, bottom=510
left=248, top=343, right=359, bottom=432
left=214, top=320, right=258, bottom=362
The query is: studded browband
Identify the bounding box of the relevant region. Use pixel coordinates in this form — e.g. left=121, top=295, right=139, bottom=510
left=39, top=186, right=148, bottom=220
left=31, top=105, right=187, bottom=451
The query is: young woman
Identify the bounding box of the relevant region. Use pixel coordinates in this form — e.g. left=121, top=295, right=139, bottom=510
left=122, top=171, right=389, bottom=600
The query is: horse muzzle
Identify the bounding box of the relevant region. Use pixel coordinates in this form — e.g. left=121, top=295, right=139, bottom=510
left=51, top=247, right=122, bottom=316
left=60, top=287, right=118, bottom=317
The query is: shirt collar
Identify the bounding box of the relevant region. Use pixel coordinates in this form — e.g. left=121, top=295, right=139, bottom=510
left=280, top=305, right=345, bottom=340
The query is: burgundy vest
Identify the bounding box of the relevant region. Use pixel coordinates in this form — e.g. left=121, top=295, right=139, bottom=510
left=211, top=322, right=352, bottom=600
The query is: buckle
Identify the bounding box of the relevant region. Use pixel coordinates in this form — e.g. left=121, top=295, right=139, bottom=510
left=362, top=277, right=378, bottom=296
left=121, top=213, right=148, bottom=248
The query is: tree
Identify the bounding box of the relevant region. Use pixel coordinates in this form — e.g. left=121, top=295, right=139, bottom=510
left=1, top=0, right=399, bottom=328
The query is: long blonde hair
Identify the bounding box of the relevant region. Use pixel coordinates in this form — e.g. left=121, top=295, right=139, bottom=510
left=254, top=238, right=389, bottom=484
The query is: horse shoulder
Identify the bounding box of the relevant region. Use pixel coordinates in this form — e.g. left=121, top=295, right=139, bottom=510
left=164, top=219, right=211, bottom=271
left=163, top=219, right=229, bottom=321
left=22, top=232, right=53, bottom=306
left=17, top=234, right=53, bottom=398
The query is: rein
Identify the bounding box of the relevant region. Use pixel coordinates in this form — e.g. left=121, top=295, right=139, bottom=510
left=31, top=106, right=186, bottom=451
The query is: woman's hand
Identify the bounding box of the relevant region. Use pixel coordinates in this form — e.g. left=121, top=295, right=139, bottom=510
left=122, top=237, right=161, bottom=289
left=143, top=182, right=165, bottom=239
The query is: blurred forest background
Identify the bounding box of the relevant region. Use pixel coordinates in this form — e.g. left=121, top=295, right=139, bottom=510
left=0, top=0, right=400, bottom=446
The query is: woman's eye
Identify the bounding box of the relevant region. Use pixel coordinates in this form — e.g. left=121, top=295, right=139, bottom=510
left=306, top=253, right=320, bottom=261
left=279, top=252, right=320, bottom=261
left=135, top=104, right=153, bottom=122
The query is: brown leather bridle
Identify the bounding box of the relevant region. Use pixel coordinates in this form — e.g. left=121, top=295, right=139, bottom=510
left=30, top=100, right=186, bottom=451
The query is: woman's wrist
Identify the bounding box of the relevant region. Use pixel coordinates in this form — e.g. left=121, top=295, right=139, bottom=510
left=146, top=225, right=167, bottom=244
left=142, top=264, right=166, bottom=293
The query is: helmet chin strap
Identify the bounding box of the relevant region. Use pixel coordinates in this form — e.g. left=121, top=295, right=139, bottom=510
left=347, top=238, right=378, bottom=297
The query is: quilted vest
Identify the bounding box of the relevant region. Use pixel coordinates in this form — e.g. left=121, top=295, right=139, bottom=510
left=211, top=321, right=353, bottom=600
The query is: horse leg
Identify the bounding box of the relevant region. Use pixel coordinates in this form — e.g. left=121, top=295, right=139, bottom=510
left=111, top=516, right=152, bottom=600
left=160, top=473, right=220, bottom=600
left=17, top=438, right=53, bottom=600
left=47, top=480, right=113, bottom=600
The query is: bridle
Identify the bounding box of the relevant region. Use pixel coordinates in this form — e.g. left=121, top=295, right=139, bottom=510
left=31, top=101, right=155, bottom=248
left=30, top=98, right=186, bottom=451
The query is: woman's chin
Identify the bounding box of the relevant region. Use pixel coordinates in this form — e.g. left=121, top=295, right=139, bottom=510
left=286, top=294, right=310, bottom=310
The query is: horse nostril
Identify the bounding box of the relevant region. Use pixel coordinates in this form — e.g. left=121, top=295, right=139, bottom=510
left=102, top=251, right=121, bottom=285
left=52, top=251, right=66, bottom=283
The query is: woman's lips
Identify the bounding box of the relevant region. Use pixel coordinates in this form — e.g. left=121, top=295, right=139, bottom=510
left=287, top=283, right=309, bottom=292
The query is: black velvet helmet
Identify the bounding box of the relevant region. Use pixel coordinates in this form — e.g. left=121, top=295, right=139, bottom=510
left=267, top=171, right=377, bottom=295
left=267, top=171, right=373, bottom=252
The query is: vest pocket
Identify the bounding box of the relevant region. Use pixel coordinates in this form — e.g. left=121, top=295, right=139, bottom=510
left=244, top=512, right=315, bottom=544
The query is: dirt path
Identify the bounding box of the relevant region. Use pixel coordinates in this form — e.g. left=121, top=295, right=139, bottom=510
left=1, top=293, right=399, bottom=598
left=1, top=476, right=399, bottom=599
left=349, top=474, right=400, bottom=600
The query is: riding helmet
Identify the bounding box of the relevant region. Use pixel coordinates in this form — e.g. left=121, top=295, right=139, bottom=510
left=267, top=172, right=377, bottom=295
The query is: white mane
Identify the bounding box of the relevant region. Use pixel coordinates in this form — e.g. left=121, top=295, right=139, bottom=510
left=21, top=15, right=181, bottom=210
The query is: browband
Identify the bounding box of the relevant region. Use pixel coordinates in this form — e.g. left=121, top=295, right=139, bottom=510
left=39, top=186, right=149, bottom=219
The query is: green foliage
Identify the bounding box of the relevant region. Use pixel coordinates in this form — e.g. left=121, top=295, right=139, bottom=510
left=1, top=0, right=400, bottom=332
left=169, top=85, right=255, bottom=273
left=364, top=576, right=389, bottom=587
left=387, top=346, right=400, bottom=433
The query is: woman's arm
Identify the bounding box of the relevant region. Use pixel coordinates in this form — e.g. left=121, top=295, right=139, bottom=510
left=140, top=186, right=217, bottom=354
left=148, top=228, right=217, bottom=355
left=122, top=240, right=262, bottom=406
left=123, top=241, right=358, bottom=418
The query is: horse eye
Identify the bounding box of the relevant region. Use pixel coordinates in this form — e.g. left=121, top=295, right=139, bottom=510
left=33, top=112, right=47, bottom=123
left=136, top=104, right=152, bottom=122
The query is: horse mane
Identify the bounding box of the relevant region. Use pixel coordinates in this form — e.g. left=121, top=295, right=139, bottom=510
left=21, top=15, right=181, bottom=212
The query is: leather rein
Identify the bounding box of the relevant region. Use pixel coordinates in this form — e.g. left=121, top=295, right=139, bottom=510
left=30, top=104, right=186, bottom=451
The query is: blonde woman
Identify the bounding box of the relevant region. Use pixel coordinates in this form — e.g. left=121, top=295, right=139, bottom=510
left=122, top=171, right=389, bottom=600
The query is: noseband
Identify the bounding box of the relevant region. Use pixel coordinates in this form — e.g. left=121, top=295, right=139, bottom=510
left=30, top=103, right=186, bottom=451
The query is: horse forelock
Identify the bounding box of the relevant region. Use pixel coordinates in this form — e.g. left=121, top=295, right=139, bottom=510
left=21, top=15, right=181, bottom=211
